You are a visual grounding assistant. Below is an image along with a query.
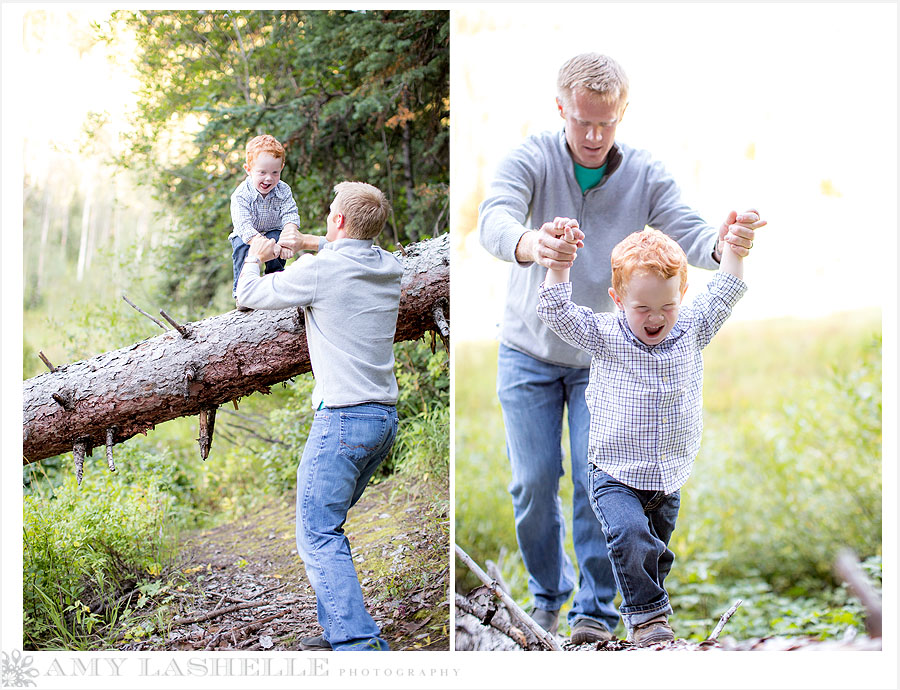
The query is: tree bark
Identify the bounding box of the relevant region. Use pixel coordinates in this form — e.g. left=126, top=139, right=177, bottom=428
left=23, top=234, right=449, bottom=465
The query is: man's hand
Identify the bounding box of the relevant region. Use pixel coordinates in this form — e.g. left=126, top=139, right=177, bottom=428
left=278, top=226, right=320, bottom=254
left=277, top=226, right=302, bottom=254
left=516, top=216, right=585, bottom=269
left=716, top=209, right=767, bottom=259
left=249, top=234, right=278, bottom=263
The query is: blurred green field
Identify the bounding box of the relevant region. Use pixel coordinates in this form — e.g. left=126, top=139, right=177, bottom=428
left=454, top=309, right=882, bottom=640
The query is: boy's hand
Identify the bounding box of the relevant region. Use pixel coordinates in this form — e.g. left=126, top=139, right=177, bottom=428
left=716, top=209, right=766, bottom=259
left=276, top=245, right=295, bottom=260
left=248, top=234, right=278, bottom=263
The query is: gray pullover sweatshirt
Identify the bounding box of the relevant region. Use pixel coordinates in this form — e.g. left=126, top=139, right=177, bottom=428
left=236, top=237, right=404, bottom=409
left=478, top=129, right=721, bottom=369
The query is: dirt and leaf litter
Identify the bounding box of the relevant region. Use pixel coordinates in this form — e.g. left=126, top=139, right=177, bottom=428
left=117, top=477, right=449, bottom=651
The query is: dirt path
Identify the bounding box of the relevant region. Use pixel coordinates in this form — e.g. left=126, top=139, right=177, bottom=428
left=118, top=478, right=449, bottom=651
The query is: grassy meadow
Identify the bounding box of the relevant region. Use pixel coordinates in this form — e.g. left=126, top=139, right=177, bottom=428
left=454, top=309, right=882, bottom=641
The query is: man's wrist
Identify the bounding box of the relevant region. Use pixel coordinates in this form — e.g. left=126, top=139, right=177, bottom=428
left=244, top=256, right=263, bottom=269
left=514, top=230, right=536, bottom=264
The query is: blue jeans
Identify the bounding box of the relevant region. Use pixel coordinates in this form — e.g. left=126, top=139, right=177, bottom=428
left=230, top=230, right=286, bottom=297
left=588, top=467, right=679, bottom=631
left=496, top=344, right=619, bottom=632
left=295, top=403, right=398, bottom=651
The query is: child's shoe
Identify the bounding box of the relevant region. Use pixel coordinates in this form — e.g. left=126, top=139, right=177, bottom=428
left=628, top=615, right=674, bottom=647
left=235, top=299, right=252, bottom=312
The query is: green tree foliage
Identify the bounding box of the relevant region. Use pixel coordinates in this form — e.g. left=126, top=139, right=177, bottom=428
left=100, top=9, right=449, bottom=311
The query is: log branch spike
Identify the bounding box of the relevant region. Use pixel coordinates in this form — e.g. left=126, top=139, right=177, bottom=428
left=105, top=427, right=117, bottom=472
left=432, top=298, right=449, bottom=352
left=159, top=309, right=190, bottom=338
left=198, top=407, right=218, bottom=461
left=51, top=392, right=73, bottom=411
left=73, top=439, right=88, bottom=486
left=38, top=351, right=58, bottom=373
left=122, top=294, right=167, bottom=330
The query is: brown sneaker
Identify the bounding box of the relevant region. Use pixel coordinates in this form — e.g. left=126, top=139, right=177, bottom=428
left=570, top=618, right=614, bottom=644
left=629, top=616, right=674, bottom=647
left=235, top=299, right=252, bottom=312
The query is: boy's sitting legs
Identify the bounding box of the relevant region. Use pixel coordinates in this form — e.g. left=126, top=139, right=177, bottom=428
left=294, top=403, right=398, bottom=651
left=587, top=467, right=680, bottom=645
left=230, top=229, right=287, bottom=309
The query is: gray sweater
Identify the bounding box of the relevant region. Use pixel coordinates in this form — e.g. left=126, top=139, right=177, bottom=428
left=236, top=237, right=404, bottom=409
left=478, top=129, right=721, bottom=368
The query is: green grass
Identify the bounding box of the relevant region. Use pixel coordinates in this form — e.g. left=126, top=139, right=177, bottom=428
left=454, top=309, right=882, bottom=639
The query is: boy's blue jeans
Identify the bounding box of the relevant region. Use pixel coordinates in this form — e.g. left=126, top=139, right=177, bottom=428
left=295, top=403, right=398, bottom=651
left=587, top=466, right=679, bottom=632
left=496, top=344, right=619, bottom=633
left=230, top=230, right=286, bottom=297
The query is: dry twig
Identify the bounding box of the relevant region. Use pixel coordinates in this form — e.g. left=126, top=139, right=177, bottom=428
left=455, top=543, right=562, bottom=651
left=707, top=599, right=743, bottom=642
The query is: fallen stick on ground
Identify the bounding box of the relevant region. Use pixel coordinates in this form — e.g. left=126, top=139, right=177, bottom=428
left=707, top=599, right=743, bottom=642
left=455, top=543, right=562, bottom=651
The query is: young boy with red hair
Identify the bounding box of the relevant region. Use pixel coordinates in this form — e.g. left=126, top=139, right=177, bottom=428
left=537, top=224, right=748, bottom=646
left=229, top=134, right=302, bottom=310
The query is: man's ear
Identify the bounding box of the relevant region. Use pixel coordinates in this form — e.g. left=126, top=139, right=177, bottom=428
left=608, top=286, right=624, bottom=310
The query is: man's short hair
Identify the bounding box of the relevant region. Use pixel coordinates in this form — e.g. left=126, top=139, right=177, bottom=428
left=245, top=134, right=286, bottom=167
left=333, top=181, right=391, bottom=240
left=610, top=228, right=687, bottom=296
left=557, top=53, right=629, bottom=109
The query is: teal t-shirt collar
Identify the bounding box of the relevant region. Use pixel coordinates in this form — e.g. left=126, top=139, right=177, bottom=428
left=574, top=161, right=607, bottom=193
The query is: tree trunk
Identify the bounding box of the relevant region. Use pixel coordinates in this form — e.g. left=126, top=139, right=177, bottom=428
left=23, top=234, right=449, bottom=465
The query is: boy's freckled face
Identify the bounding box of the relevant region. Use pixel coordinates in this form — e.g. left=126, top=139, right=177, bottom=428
left=244, top=152, right=284, bottom=197
left=609, top=272, right=687, bottom=346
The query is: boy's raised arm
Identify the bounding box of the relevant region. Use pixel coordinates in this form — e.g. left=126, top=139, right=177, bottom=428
left=718, top=237, right=744, bottom=281
left=544, top=219, right=581, bottom=286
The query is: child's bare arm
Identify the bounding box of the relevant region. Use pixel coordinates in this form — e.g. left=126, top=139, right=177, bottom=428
left=544, top=219, right=581, bottom=285
left=718, top=238, right=744, bottom=280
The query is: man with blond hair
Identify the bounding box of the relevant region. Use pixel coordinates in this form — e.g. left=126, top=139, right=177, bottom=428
left=238, top=181, right=404, bottom=651
left=478, top=52, right=765, bottom=643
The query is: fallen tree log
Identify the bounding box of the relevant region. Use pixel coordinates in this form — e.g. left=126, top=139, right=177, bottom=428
left=23, top=234, right=449, bottom=466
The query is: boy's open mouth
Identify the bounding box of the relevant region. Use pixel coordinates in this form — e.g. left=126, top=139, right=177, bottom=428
left=645, top=325, right=664, bottom=337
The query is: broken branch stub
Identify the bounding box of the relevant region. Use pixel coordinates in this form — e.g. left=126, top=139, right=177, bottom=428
left=198, top=407, right=217, bottom=461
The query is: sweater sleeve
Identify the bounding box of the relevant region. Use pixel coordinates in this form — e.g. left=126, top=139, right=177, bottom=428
left=645, top=158, right=720, bottom=271
left=477, top=137, right=543, bottom=264
left=236, top=253, right=318, bottom=309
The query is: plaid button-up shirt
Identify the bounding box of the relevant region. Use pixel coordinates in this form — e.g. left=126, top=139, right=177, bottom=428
left=229, top=179, right=302, bottom=244
left=537, top=271, right=747, bottom=494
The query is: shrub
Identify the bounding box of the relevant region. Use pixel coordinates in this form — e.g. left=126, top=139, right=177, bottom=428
left=23, top=447, right=180, bottom=648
